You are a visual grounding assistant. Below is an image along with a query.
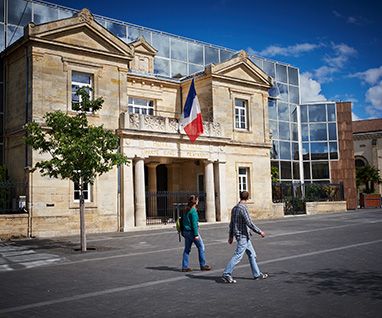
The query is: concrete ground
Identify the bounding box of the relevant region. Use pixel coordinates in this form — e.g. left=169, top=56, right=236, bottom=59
left=0, top=209, right=381, bottom=317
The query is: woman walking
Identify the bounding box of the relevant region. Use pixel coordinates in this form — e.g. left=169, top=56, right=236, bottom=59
left=181, top=195, right=211, bottom=272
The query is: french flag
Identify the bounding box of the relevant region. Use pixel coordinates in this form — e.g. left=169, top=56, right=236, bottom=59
left=180, top=79, right=204, bottom=142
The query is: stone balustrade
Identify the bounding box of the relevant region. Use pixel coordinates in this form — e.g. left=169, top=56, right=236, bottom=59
left=119, top=112, right=223, bottom=138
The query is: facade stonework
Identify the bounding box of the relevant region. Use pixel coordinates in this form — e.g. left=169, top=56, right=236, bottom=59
left=1, top=9, right=281, bottom=238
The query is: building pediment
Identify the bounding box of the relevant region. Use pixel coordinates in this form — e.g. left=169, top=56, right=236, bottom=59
left=26, top=8, right=133, bottom=59
left=210, top=50, right=272, bottom=88
left=130, top=36, right=158, bottom=56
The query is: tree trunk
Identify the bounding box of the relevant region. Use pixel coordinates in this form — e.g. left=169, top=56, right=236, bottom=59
left=79, top=185, right=87, bottom=252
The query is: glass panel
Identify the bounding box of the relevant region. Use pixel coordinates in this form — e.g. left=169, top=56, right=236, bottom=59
left=152, top=33, right=170, bottom=58
left=0, top=23, right=4, bottom=51
left=328, top=123, right=337, bottom=140
left=302, top=142, right=309, bottom=160
left=277, top=83, right=288, bottom=101
left=279, top=121, right=290, bottom=140
left=220, top=49, right=234, bottom=62
left=154, top=57, right=170, bottom=77
left=291, top=123, right=298, bottom=141
left=205, top=46, right=219, bottom=65
left=262, top=60, right=275, bottom=78
left=268, top=99, right=277, bottom=120
left=189, top=64, right=204, bottom=75
left=310, top=142, right=329, bottom=160
left=302, top=124, right=309, bottom=141
left=9, top=0, right=32, bottom=25
left=278, top=102, right=289, bottom=121
left=279, top=141, right=291, bottom=160
left=269, top=120, right=278, bottom=140
left=171, top=60, right=187, bottom=78
left=304, top=162, right=311, bottom=179
left=0, top=0, right=3, bottom=23
left=293, top=162, right=300, bottom=179
left=309, top=104, right=326, bottom=122
left=188, top=42, right=203, bottom=65
left=292, top=142, right=299, bottom=160
left=271, top=140, right=279, bottom=159
left=7, top=25, right=23, bottom=46
left=309, top=123, right=327, bottom=141
left=300, top=105, right=308, bottom=122
left=290, top=104, right=298, bottom=122
left=311, top=162, right=329, bottom=179
left=289, top=85, right=299, bottom=104
left=127, top=26, right=140, bottom=42
left=58, top=8, right=73, bottom=19
left=106, top=21, right=127, bottom=39
left=280, top=161, right=292, bottom=179
left=327, top=103, right=336, bottom=121
left=250, top=56, right=262, bottom=68
left=140, top=29, right=152, bottom=43
left=33, top=2, right=58, bottom=24
left=72, top=72, right=91, bottom=84
left=329, top=142, right=338, bottom=159
left=171, top=38, right=187, bottom=62
left=288, top=67, right=298, bottom=85
left=276, top=64, right=287, bottom=83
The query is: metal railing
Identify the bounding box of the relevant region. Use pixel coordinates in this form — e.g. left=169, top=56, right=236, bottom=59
left=0, top=181, right=27, bottom=214
left=146, top=191, right=206, bottom=225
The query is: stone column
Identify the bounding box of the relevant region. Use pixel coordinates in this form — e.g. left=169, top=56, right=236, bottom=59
left=147, top=163, right=159, bottom=217
left=204, top=160, right=216, bottom=222
left=214, top=161, right=228, bottom=222
left=121, top=159, right=135, bottom=230
left=134, top=158, right=146, bottom=227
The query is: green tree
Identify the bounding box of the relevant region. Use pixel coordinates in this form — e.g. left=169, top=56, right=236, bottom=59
left=25, top=88, right=128, bottom=251
left=356, top=164, right=382, bottom=194
left=271, top=166, right=279, bottom=183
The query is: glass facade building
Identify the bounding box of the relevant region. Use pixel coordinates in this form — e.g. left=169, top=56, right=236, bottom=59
left=1, top=0, right=339, bottom=184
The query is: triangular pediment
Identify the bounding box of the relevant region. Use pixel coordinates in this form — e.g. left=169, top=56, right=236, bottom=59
left=210, top=51, right=272, bottom=88
left=26, top=8, right=133, bottom=59
left=130, top=36, right=157, bottom=56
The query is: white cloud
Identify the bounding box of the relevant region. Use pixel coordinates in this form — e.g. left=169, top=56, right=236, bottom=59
left=314, top=66, right=337, bottom=83
left=352, top=112, right=361, bottom=121
left=300, top=72, right=327, bottom=103
left=351, top=66, right=382, bottom=85
left=365, top=81, right=382, bottom=114
left=256, top=43, right=320, bottom=57
left=324, top=43, right=357, bottom=69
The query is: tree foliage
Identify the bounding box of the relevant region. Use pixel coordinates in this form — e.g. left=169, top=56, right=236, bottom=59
left=356, top=164, right=382, bottom=194
left=25, top=88, right=128, bottom=250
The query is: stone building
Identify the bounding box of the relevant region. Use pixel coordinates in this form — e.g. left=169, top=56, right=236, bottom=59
left=353, top=118, right=382, bottom=195
left=0, top=9, right=283, bottom=237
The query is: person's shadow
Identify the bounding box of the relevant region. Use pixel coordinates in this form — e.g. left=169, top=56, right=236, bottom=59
left=146, top=266, right=182, bottom=272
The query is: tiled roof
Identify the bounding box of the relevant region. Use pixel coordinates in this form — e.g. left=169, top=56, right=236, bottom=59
left=352, top=118, right=382, bottom=134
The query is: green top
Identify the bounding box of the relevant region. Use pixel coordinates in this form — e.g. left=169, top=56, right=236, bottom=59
left=182, top=207, right=199, bottom=237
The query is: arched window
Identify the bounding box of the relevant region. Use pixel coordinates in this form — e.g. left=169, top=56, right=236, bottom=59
left=355, top=156, right=368, bottom=168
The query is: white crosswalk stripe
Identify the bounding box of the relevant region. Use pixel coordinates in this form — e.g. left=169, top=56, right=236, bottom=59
left=0, top=243, right=65, bottom=271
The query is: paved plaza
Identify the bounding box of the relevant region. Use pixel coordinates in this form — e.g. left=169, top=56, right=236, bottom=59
left=0, top=209, right=381, bottom=317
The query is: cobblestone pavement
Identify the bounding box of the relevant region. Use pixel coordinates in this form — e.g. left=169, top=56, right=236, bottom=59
left=0, top=209, right=381, bottom=317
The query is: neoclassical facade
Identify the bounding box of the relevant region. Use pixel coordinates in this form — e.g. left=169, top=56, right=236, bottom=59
left=1, top=9, right=283, bottom=237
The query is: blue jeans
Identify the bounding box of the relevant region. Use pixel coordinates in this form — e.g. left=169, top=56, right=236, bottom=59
left=223, top=236, right=262, bottom=278
left=182, top=230, right=207, bottom=269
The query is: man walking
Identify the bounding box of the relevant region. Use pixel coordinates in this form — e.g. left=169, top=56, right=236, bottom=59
left=222, top=191, right=268, bottom=283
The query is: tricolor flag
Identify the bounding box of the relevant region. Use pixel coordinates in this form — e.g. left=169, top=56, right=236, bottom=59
left=180, top=79, right=204, bottom=142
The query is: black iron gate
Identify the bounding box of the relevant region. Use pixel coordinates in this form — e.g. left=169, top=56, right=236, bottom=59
left=146, top=191, right=206, bottom=225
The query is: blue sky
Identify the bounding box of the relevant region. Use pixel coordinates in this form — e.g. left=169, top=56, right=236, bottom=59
left=44, top=0, right=382, bottom=120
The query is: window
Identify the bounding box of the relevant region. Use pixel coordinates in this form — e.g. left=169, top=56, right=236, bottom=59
left=128, top=97, right=154, bottom=115
left=238, top=167, right=249, bottom=192
left=72, top=71, right=92, bottom=109
left=235, top=99, right=248, bottom=130
left=74, top=182, right=91, bottom=202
